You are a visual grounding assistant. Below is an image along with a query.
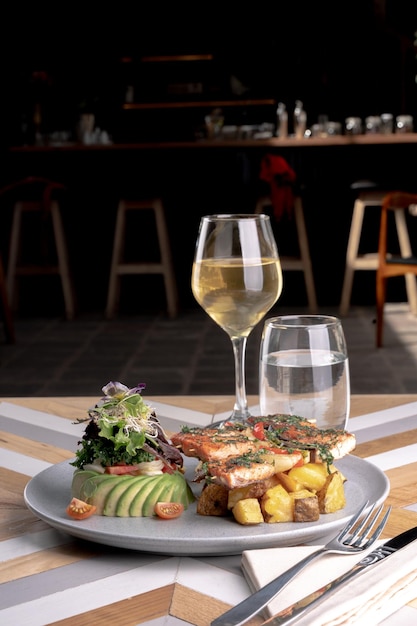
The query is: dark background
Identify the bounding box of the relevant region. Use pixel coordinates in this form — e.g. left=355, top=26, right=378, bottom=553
left=1, top=1, right=417, bottom=144
left=1, top=1, right=417, bottom=315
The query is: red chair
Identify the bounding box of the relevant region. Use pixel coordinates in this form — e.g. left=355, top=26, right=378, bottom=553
left=376, top=191, right=417, bottom=347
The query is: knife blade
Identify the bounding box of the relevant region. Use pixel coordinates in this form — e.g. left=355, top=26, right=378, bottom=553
left=260, top=525, right=417, bottom=625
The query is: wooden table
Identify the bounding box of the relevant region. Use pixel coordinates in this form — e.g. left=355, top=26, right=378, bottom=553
left=1, top=394, right=417, bottom=625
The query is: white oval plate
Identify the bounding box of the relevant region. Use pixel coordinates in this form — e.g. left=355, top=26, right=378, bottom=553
left=24, top=456, right=389, bottom=556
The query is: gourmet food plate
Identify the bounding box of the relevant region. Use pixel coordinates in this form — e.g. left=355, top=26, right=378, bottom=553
left=24, top=455, right=389, bottom=556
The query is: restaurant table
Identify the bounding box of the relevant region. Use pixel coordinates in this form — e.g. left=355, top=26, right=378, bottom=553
left=1, top=394, right=417, bottom=625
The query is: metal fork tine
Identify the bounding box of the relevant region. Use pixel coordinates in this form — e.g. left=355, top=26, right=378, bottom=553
left=360, top=505, right=392, bottom=549
left=348, top=502, right=380, bottom=546
left=346, top=502, right=378, bottom=544
left=336, top=500, right=369, bottom=541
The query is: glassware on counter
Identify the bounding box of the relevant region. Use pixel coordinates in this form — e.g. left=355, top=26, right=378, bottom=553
left=276, top=102, right=288, bottom=138
left=396, top=115, right=413, bottom=133
left=204, top=108, right=224, bottom=139
left=325, top=121, right=342, bottom=136
left=345, top=117, right=362, bottom=135
left=365, top=115, right=381, bottom=134
left=380, top=113, right=394, bottom=134
left=293, top=100, right=307, bottom=139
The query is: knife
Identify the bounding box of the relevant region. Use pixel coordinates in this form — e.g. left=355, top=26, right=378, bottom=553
left=260, top=525, right=417, bottom=625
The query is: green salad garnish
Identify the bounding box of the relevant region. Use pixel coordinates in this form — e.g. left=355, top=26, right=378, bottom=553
left=71, top=381, right=184, bottom=470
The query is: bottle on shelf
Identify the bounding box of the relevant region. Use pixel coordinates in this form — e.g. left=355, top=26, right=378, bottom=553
left=276, top=102, right=288, bottom=138
left=294, top=100, right=307, bottom=138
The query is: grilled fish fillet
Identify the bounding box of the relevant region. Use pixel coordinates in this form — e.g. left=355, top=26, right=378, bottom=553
left=203, top=450, right=304, bottom=489
left=172, top=415, right=356, bottom=489
left=247, top=415, right=356, bottom=462
left=170, top=427, right=261, bottom=460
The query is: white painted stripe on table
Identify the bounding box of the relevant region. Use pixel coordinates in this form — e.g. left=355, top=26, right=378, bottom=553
left=352, top=415, right=417, bottom=444
left=151, top=400, right=211, bottom=426
left=0, top=399, right=211, bottom=430
left=0, top=402, right=85, bottom=437
left=349, top=401, right=417, bottom=431
left=365, top=443, right=417, bottom=471
left=177, top=556, right=249, bottom=604
left=1, top=550, right=167, bottom=610
left=0, top=558, right=182, bottom=626
left=0, top=529, right=72, bottom=562
left=0, top=415, right=82, bottom=452
left=0, top=448, right=50, bottom=475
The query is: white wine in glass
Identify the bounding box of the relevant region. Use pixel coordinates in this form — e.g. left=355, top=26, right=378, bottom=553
left=191, top=214, right=283, bottom=424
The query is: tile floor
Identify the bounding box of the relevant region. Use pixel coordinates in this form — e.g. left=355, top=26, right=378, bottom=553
left=2, top=302, right=417, bottom=399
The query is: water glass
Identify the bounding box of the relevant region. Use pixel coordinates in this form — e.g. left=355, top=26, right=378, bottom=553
left=259, top=315, right=350, bottom=430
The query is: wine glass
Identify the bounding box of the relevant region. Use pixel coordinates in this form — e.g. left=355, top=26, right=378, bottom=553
left=191, top=214, right=282, bottom=425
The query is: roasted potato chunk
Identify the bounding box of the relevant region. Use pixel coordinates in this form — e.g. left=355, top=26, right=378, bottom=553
left=232, top=498, right=264, bottom=525
left=277, top=471, right=305, bottom=493
left=317, top=471, right=346, bottom=514
left=197, top=483, right=229, bottom=516
left=261, top=484, right=293, bottom=523
left=292, top=492, right=320, bottom=522
left=287, top=463, right=330, bottom=492
left=227, top=475, right=281, bottom=509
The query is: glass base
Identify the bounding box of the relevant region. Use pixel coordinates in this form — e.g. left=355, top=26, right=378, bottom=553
left=207, top=415, right=251, bottom=429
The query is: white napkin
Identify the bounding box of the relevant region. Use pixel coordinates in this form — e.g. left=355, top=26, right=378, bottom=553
left=241, top=538, right=417, bottom=625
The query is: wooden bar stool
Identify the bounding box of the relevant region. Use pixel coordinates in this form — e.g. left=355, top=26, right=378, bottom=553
left=4, top=177, right=75, bottom=320
left=106, top=197, right=179, bottom=319
left=339, top=181, right=417, bottom=315
left=255, top=195, right=318, bottom=312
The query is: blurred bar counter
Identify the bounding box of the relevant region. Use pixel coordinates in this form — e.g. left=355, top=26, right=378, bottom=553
left=8, top=132, right=417, bottom=151
left=4, top=134, right=417, bottom=315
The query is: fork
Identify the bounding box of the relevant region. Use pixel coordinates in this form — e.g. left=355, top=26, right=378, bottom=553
left=211, top=500, right=391, bottom=626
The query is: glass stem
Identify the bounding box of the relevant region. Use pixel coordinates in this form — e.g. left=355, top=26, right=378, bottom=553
left=231, top=335, right=251, bottom=420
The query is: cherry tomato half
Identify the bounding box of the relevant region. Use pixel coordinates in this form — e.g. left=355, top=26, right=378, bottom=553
left=154, top=502, right=184, bottom=519
left=252, top=422, right=266, bottom=440
left=105, top=465, right=139, bottom=475
left=66, top=497, right=97, bottom=520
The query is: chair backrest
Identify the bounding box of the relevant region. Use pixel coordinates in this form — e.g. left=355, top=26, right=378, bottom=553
left=0, top=177, right=65, bottom=207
